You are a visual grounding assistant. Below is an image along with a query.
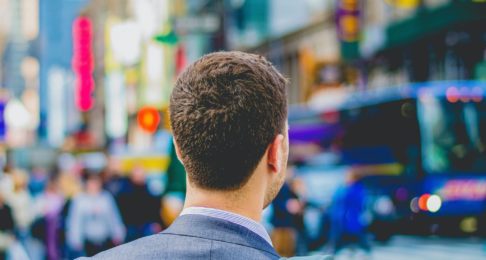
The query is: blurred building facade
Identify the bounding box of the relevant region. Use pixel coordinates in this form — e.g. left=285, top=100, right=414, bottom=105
left=0, top=0, right=485, bottom=166
left=221, top=0, right=486, bottom=104
left=0, top=0, right=190, bottom=171
left=39, top=0, right=89, bottom=147
left=362, top=0, right=486, bottom=89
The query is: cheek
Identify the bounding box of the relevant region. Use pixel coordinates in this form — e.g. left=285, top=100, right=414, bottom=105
left=282, top=144, right=289, bottom=168
left=284, top=136, right=290, bottom=157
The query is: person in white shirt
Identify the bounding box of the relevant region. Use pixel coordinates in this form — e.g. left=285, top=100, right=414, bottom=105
left=67, top=171, right=125, bottom=257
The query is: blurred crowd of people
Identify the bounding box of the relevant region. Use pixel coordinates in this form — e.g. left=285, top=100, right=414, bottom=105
left=0, top=152, right=186, bottom=260
left=269, top=169, right=371, bottom=258
left=0, top=153, right=371, bottom=259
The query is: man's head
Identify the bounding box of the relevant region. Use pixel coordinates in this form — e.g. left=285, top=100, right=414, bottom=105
left=170, top=51, right=288, bottom=207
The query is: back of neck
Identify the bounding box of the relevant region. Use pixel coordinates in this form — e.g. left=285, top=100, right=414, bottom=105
left=184, top=184, right=264, bottom=222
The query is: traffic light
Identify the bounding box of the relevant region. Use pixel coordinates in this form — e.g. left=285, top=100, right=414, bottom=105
left=137, top=106, right=160, bottom=133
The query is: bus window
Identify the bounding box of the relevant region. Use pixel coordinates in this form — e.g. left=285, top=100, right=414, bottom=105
left=418, top=95, right=486, bottom=174
left=338, top=100, right=421, bottom=177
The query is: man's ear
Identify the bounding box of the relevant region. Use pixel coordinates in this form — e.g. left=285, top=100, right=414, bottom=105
left=173, top=140, right=184, bottom=164
left=267, top=134, right=285, bottom=174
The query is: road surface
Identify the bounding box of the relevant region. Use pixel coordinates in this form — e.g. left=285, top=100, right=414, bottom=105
left=322, top=235, right=486, bottom=260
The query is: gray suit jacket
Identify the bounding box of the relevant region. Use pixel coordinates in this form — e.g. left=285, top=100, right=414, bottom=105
left=83, top=214, right=280, bottom=259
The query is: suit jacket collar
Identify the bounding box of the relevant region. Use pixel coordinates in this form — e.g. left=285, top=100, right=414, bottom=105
left=162, top=214, right=279, bottom=257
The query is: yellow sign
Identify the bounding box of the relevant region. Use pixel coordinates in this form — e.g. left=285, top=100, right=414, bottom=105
left=385, top=0, right=420, bottom=9
left=115, top=155, right=170, bottom=173
left=353, top=163, right=404, bottom=176
left=340, top=15, right=360, bottom=42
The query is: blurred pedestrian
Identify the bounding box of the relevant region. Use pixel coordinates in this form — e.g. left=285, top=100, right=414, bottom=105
left=308, top=206, right=332, bottom=252
left=34, top=177, right=64, bottom=260
left=0, top=165, right=14, bottom=204
left=66, top=171, right=125, bottom=257
left=58, top=170, right=82, bottom=259
left=289, top=177, right=309, bottom=256
left=28, top=167, right=48, bottom=198
left=102, top=159, right=129, bottom=197
left=117, top=167, right=161, bottom=242
left=8, top=170, right=35, bottom=235
left=7, top=170, right=43, bottom=259
left=271, top=182, right=300, bottom=257
left=0, top=193, right=15, bottom=260
left=160, top=193, right=184, bottom=228
left=329, top=171, right=370, bottom=256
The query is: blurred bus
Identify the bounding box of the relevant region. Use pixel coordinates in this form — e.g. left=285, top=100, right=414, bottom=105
left=289, top=81, right=486, bottom=240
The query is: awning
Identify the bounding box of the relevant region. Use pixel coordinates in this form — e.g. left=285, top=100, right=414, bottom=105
left=385, top=1, right=486, bottom=49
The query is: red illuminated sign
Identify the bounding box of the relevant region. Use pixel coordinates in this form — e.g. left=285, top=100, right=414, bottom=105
left=137, top=106, right=160, bottom=133
left=72, top=16, right=95, bottom=111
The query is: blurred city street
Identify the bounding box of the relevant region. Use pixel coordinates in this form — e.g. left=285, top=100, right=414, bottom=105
left=0, top=0, right=486, bottom=259
left=306, top=235, right=485, bottom=259
left=367, top=236, right=485, bottom=260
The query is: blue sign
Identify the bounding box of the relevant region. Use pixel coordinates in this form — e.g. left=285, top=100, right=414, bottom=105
left=0, top=102, right=5, bottom=141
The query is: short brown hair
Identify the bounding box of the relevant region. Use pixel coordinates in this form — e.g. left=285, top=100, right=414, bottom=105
left=170, top=51, right=287, bottom=190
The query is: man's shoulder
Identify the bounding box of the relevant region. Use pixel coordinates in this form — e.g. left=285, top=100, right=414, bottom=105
left=82, top=234, right=165, bottom=259
left=80, top=233, right=176, bottom=260
left=82, top=232, right=278, bottom=260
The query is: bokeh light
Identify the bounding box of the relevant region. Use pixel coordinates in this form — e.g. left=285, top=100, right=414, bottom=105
left=426, top=195, right=442, bottom=213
